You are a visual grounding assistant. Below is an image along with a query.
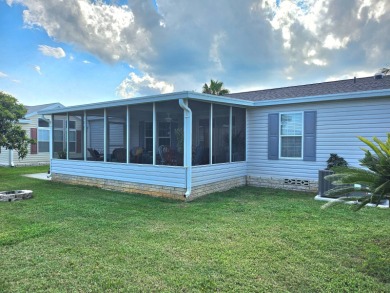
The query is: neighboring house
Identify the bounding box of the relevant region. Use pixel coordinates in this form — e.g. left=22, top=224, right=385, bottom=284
left=39, top=75, right=390, bottom=200
left=0, top=103, right=64, bottom=166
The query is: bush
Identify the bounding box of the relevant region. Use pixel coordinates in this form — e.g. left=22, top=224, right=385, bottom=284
left=326, top=153, right=348, bottom=170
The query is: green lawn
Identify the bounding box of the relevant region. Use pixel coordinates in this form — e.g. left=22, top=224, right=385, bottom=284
left=0, top=166, right=389, bottom=292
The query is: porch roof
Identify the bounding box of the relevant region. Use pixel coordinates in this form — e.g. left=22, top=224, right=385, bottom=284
left=39, top=76, right=390, bottom=115
left=39, top=91, right=252, bottom=115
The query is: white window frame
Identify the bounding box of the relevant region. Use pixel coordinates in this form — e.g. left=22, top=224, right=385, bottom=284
left=279, top=112, right=303, bottom=160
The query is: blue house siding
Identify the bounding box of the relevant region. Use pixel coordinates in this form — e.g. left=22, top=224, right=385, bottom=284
left=246, top=97, right=390, bottom=181
left=191, top=162, right=247, bottom=187
left=51, top=159, right=186, bottom=188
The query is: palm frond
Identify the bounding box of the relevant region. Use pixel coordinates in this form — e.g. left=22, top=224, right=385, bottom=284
left=358, top=136, right=386, bottom=160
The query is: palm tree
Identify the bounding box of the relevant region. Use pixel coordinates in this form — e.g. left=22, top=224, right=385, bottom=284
left=323, top=134, right=390, bottom=210
left=202, top=79, right=230, bottom=96
left=380, top=67, right=389, bottom=75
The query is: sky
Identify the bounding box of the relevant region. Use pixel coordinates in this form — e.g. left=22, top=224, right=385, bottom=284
left=0, top=0, right=389, bottom=107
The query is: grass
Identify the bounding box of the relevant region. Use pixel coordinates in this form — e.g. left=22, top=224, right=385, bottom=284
left=0, top=166, right=389, bottom=292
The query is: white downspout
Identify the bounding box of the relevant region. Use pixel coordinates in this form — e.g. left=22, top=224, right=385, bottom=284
left=9, top=149, right=14, bottom=167
left=179, top=98, right=192, bottom=198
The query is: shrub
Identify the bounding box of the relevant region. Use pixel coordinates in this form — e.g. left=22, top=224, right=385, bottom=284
left=326, top=153, right=348, bottom=170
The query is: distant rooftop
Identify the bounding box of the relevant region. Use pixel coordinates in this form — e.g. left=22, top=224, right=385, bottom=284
left=25, top=103, right=64, bottom=116
left=227, top=75, right=390, bottom=101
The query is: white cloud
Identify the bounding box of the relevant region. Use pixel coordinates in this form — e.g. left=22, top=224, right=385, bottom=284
left=358, top=0, right=386, bottom=21
left=323, top=35, right=350, bottom=50
left=304, top=58, right=327, bottom=66
left=10, top=0, right=390, bottom=93
left=325, top=70, right=376, bottom=81
left=209, top=32, right=226, bottom=71
left=116, top=72, right=174, bottom=98
left=34, top=65, right=42, bottom=75
left=82, top=60, right=91, bottom=64
left=0, top=71, right=8, bottom=78
left=38, top=45, right=66, bottom=58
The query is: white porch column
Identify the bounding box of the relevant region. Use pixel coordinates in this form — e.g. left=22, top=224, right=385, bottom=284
left=152, top=103, right=156, bottom=165
left=104, top=108, right=107, bottom=162
left=83, top=111, right=87, bottom=161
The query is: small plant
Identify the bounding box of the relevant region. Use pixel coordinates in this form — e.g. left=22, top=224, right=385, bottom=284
left=57, top=150, right=67, bottom=159
left=326, top=153, right=348, bottom=170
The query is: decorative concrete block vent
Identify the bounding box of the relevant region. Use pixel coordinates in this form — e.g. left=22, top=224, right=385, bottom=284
left=0, top=190, right=33, bottom=202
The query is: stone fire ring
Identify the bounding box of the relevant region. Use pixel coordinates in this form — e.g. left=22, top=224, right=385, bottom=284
left=0, top=190, right=33, bottom=202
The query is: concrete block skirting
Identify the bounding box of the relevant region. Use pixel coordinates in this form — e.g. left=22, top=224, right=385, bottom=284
left=52, top=173, right=247, bottom=201
left=52, top=174, right=317, bottom=200
left=247, top=176, right=318, bottom=192
left=189, top=176, right=247, bottom=201
left=51, top=173, right=187, bottom=201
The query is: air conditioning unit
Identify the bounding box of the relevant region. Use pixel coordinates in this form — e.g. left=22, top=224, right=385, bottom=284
left=318, top=170, right=334, bottom=197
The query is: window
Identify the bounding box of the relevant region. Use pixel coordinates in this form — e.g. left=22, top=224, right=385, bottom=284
left=38, top=118, right=49, bottom=128
left=38, top=118, right=50, bottom=152
left=158, top=122, right=171, bottom=146
left=268, top=111, right=316, bottom=161
left=280, top=113, right=303, bottom=158
left=38, top=128, right=50, bottom=152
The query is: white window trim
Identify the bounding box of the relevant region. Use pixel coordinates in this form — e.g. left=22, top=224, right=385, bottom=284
left=279, top=111, right=304, bottom=160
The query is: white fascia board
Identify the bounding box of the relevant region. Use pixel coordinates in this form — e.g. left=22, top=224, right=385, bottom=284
left=38, top=91, right=253, bottom=115
left=38, top=92, right=191, bottom=114
left=253, top=89, right=390, bottom=107
left=18, top=119, right=31, bottom=124
left=187, top=92, right=254, bottom=106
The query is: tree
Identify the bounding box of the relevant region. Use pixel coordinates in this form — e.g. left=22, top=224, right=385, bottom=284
left=0, top=91, right=33, bottom=159
left=202, top=79, right=230, bottom=96
left=380, top=67, right=389, bottom=75
left=323, top=134, right=390, bottom=210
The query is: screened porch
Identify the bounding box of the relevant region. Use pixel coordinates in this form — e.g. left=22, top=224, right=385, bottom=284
left=51, top=99, right=246, bottom=167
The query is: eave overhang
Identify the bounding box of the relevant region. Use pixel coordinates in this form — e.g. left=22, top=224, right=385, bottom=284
left=38, top=88, right=390, bottom=115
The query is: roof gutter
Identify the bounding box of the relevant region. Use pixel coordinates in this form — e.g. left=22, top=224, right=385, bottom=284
left=178, top=98, right=192, bottom=199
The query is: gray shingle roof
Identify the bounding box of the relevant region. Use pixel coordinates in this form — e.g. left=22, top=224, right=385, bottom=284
left=227, top=75, right=390, bottom=101
left=25, top=103, right=63, bottom=115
